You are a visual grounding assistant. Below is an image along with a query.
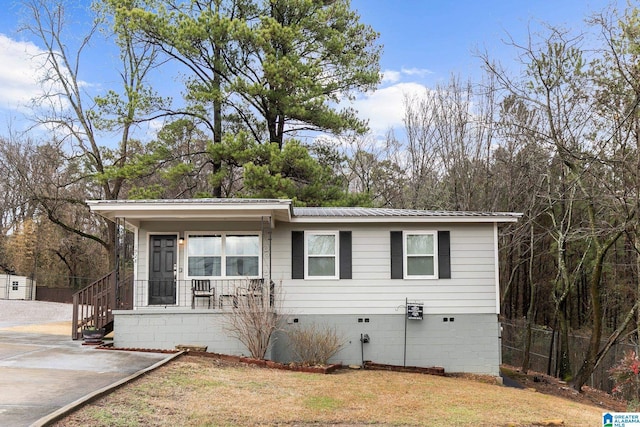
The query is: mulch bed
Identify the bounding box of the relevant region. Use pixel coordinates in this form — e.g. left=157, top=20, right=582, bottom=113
left=363, top=360, right=445, bottom=376
left=186, top=351, right=343, bottom=374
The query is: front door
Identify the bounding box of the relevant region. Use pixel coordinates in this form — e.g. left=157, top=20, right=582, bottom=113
left=149, top=235, right=177, bottom=305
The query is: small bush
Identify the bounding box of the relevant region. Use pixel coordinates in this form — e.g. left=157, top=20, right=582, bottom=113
left=610, top=350, right=640, bottom=410
left=223, top=281, right=284, bottom=360
left=287, top=323, right=346, bottom=366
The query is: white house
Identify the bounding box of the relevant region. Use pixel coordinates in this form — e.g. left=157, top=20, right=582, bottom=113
left=85, top=198, right=520, bottom=376
left=1, top=275, right=36, bottom=300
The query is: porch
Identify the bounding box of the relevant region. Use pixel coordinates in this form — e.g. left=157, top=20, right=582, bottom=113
left=73, top=201, right=279, bottom=340
left=72, top=273, right=273, bottom=340
left=132, top=278, right=274, bottom=310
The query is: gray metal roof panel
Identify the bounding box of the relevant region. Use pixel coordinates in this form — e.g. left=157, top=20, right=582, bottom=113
left=89, top=198, right=289, bottom=205
left=87, top=199, right=521, bottom=222
left=292, top=207, right=519, bottom=218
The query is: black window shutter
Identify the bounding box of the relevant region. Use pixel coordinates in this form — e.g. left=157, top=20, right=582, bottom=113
left=291, top=231, right=304, bottom=279
left=390, top=231, right=403, bottom=279
left=339, top=231, right=352, bottom=279
left=438, top=230, right=451, bottom=279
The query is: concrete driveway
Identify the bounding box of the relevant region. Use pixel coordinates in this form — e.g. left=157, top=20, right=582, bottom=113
left=0, top=302, right=178, bottom=427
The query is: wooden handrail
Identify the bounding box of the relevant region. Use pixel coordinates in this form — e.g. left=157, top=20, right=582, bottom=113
left=71, top=271, right=116, bottom=340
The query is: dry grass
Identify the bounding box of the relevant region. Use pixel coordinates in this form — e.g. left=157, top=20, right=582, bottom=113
left=53, top=355, right=609, bottom=427
left=1, top=321, right=71, bottom=335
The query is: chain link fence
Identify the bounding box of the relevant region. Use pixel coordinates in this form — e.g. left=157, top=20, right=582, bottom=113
left=501, top=319, right=636, bottom=393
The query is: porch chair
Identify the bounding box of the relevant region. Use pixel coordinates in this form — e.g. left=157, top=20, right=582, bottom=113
left=191, top=279, right=215, bottom=309
left=236, top=278, right=264, bottom=306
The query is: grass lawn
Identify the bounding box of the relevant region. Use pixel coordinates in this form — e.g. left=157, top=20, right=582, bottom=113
left=53, top=355, right=610, bottom=427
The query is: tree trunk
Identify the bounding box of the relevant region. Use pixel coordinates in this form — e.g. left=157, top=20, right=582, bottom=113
left=522, top=224, right=536, bottom=374
left=556, top=303, right=572, bottom=381
left=571, top=233, right=623, bottom=391
left=522, top=284, right=536, bottom=374
left=212, top=42, right=223, bottom=198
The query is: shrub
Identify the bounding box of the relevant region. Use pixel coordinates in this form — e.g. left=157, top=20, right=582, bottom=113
left=287, top=323, right=346, bottom=366
left=223, top=281, right=284, bottom=360
left=609, top=350, right=640, bottom=410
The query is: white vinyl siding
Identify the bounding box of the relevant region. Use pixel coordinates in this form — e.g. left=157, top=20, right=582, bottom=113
left=274, top=223, right=498, bottom=315
left=134, top=220, right=500, bottom=316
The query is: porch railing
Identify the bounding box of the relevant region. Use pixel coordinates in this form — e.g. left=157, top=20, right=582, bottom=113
left=132, top=278, right=273, bottom=309
left=72, top=275, right=272, bottom=339
left=71, top=271, right=134, bottom=340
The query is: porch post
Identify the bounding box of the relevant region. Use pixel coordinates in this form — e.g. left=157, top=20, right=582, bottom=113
left=262, top=216, right=272, bottom=304
left=114, top=217, right=122, bottom=308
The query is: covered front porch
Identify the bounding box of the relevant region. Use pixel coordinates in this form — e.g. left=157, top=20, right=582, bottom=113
left=73, top=199, right=291, bottom=341
left=132, top=277, right=274, bottom=310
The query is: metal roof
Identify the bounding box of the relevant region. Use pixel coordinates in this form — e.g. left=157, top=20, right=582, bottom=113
left=293, top=207, right=519, bottom=218
left=86, top=198, right=294, bottom=229
left=89, top=198, right=288, bottom=205
left=86, top=198, right=521, bottom=225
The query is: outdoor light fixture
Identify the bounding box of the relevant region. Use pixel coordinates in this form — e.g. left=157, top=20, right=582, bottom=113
left=178, top=235, right=185, bottom=245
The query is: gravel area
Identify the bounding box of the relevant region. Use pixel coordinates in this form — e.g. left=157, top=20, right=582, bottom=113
left=0, top=299, right=73, bottom=327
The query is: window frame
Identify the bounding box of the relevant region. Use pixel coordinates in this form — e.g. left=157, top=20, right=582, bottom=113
left=403, top=231, right=438, bottom=279
left=304, top=230, right=340, bottom=280
left=185, top=232, right=261, bottom=279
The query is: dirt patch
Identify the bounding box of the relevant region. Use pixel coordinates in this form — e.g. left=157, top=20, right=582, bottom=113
left=1, top=321, right=72, bottom=336
left=501, top=364, right=627, bottom=412
left=0, top=300, right=73, bottom=336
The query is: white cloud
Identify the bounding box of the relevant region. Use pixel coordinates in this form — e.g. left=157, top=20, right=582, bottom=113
left=348, top=82, right=429, bottom=135
left=400, top=67, right=434, bottom=78
left=380, top=67, right=435, bottom=86
left=354, top=67, right=435, bottom=135
left=381, top=70, right=401, bottom=84
left=0, top=34, right=48, bottom=111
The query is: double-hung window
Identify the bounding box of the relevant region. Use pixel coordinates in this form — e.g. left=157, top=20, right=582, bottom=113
left=292, top=230, right=351, bottom=280
left=188, top=235, right=221, bottom=277
left=305, top=231, right=339, bottom=279
left=404, top=231, right=437, bottom=279
left=187, top=234, right=260, bottom=277
left=225, top=235, right=260, bottom=276
left=391, top=230, right=449, bottom=280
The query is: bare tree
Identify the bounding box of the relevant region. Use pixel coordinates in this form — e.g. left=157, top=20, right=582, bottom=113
left=401, top=90, right=444, bottom=209
left=342, top=133, right=405, bottom=207
left=399, top=75, right=498, bottom=211
left=0, top=136, right=108, bottom=285
left=589, top=8, right=640, bottom=355
left=223, top=282, right=285, bottom=360
left=482, top=24, right=633, bottom=389
left=19, top=0, right=165, bottom=267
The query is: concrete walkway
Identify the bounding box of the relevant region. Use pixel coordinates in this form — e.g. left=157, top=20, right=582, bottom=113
left=0, top=319, right=178, bottom=426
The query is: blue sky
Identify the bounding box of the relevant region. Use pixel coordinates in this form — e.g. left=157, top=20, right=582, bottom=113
left=0, top=0, right=629, bottom=138
left=348, top=0, right=627, bottom=134
left=353, top=0, right=621, bottom=80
